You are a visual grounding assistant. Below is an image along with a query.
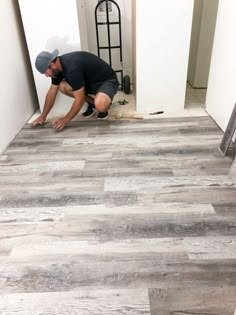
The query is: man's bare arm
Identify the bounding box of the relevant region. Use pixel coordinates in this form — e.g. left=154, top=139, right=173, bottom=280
left=53, top=87, right=85, bottom=130
left=31, top=84, right=59, bottom=126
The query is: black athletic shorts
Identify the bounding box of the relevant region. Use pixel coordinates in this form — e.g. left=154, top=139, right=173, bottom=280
left=89, top=78, right=119, bottom=101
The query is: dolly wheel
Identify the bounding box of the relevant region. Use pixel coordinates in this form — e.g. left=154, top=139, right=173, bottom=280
left=123, top=75, right=131, bottom=94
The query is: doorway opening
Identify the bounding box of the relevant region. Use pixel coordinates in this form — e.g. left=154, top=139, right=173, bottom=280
left=84, top=0, right=136, bottom=117
left=185, top=0, right=219, bottom=112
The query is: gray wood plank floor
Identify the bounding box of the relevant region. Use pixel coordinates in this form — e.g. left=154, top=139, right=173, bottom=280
left=0, top=116, right=236, bottom=314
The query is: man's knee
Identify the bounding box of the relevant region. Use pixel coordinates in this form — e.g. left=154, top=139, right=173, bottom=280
left=94, top=93, right=111, bottom=112
left=95, top=102, right=108, bottom=112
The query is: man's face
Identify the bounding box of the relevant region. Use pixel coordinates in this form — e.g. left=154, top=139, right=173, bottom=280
left=44, top=63, right=60, bottom=78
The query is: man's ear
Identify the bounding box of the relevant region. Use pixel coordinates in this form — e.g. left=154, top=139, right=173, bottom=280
left=50, top=62, right=56, bottom=69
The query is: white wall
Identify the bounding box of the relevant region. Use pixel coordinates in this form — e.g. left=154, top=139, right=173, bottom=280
left=0, top=0, right=37, bottom=155
left=18, top=0, right=85, bottom=114
left=188, top=0, right=218, bottom=88
left=136, top=0, right=194, bottom=113
left=188, top=0, right=203, bottom=86
left=84, top=0, right=132, bottom=82
left=205, top=0, right=236, bottom=131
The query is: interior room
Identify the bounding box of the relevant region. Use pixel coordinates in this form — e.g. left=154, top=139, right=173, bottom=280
left=0, top=0, right=236, bottom=314
left=18, top=0, right=219, bottom=123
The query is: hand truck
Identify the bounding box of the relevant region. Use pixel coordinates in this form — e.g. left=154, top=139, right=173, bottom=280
left=95, top=0, right=131, bottom=94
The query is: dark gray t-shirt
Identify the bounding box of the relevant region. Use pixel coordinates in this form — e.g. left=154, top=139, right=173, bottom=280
left=52, top=51, right=117, bottom=94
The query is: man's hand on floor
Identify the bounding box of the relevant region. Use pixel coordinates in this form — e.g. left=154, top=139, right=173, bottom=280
left=53, top=117, right=70, bottom=131
left=31, top=115, right=46, bottom=127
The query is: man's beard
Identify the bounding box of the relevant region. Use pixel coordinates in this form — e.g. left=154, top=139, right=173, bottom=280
left=51, top=69, right=61, bottom=78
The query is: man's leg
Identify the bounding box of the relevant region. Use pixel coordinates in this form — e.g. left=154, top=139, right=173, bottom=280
left=94, top=80, right=118, bottom=119
left=83, top=95, right=96, bottom=117
left=94, top=92, right=111, bottom=113
left=59, top=79, right=118, bottom=119
left=59, top=81, right=95, bottom=117
left=59, top=81, right=95, bottom=103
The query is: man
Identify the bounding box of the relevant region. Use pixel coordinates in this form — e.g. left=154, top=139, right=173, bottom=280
left=32, top=49, right=119, bottom=130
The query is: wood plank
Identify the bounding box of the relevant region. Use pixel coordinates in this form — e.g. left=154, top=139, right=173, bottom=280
left=183, top=236, right=236, bottom=260
left=104, top=175, right=233, bottom=191
left=0, top=177, right=104, bottom=193
left=0, top=207, right=64, bottom=224
left=137, top=186, right=236, bottom=204
left=0, top=191, right=137, bottom=208
left=62, top=134, right=222, bottom=147
left=0, top=203, right=215, bottom=224
left=0, top=161, right=85, bottom=173
left=10, top=238, right=185, bottom=257
left=149, top=286, right=236, bottom=315
left=0, top=289, right=150, bottom=315
left=0, top=152, right=112, bottom=164
left=2, top=253, right=236, bottom=294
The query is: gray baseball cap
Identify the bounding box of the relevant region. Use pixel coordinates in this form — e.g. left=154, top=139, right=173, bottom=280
left=35, top=49, right=59, bottom=74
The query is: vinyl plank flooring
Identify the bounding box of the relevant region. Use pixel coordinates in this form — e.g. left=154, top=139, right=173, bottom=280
left=62, top=134, right=222, bottom=147
left=10, top=238, right=185, bottom=257
left=0, top=203, right=215, bottom=224
left=172, top=159, right=232, bottom=176
left=0, top=152, right=112, bottom=164
left=137, top=186, right=236, bottom=204
left=183, top=236, right=236, bottom=260
left=0, top=206, right=64, bottom=223
left=104, top=175, right=234, bottom=191
left=1, top=254, right=236, bottom=294
left=0, top=191, right=137, bottom=207
left=0, top=115, right=235, bottom=313
left=213, top=204, right=236, bottom=216
left=0, top=177, right=104, bottom=193
left=0, top=289, right=150, bottom=315
left=15, top=127, right=89, bottom=139
left=111, top=145, right=224, bottom=160
left=87, top=124, right=222, bottom=137
left=34, top=213, right=236, bottom=240
left=0, top=224, right=39, bottom=256
left=0, top=155, right=7, bottom=161
left=0, top=160, right=85, bottom=173
left=149, top=286, right=236, bottom=315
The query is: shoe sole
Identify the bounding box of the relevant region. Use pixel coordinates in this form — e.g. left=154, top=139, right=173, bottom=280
left=82, top=111, right=96, bottom=118
left=97, top=115, right=108, bottom=120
